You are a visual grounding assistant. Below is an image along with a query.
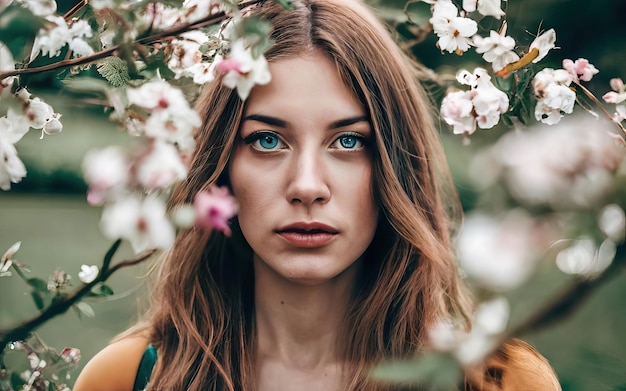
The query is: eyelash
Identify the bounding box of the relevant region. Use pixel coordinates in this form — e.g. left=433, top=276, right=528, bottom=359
left=242, top=131, right=369, bottom=151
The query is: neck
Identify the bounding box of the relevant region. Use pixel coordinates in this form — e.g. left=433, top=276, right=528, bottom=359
left=253, top=257, right=360, bottom=369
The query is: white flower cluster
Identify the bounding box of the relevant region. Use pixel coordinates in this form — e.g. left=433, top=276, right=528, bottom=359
left=0, top=43, right=63, bottom=190
left=25, top=0, right=94, bottom=61
left=429, top=297, right=510, bottom=366
left=489, top=114, right=625, bottom=208
left=603, top=78, right=626, bottom=124
left=82, top=80, right=201, bottom=253
left=440, top=68, right=509, bottom=136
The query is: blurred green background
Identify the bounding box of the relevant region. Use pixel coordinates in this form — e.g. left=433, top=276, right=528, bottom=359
left=1, top=0, right=626, bottom=389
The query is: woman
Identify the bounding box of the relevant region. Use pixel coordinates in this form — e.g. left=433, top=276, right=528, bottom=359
left=75, top=0, right=560, bottom=390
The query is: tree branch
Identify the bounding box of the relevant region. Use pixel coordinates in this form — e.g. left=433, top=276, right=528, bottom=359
left=0, top=0, right=263, bottom=82
left=505, top=240, right=626, bottom=339
left=0, top=241, right=157, bottom=353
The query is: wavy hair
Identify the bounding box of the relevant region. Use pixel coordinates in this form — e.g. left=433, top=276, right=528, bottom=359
left=144, top=0, right=472, bottom=389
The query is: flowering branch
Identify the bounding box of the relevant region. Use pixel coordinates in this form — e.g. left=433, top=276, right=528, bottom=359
left=0, top=240, right=157, bottom=353
left=0, top=0, right=263, bottom=82
left=506, top=241, right=626, bottom=339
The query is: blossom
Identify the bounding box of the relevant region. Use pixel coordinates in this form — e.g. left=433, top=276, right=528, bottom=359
left=181, top=0, right=223, bottom=23
left=22, top=96, right=63, bottom=137
left=429, top=297, right=510, bottom=366
left=127, top=80, right=200, bottom=151
left=194, top=185, right=239, bottom=236
left=1, top=241, right=21, bottom=277
left=492, top=114, right=625, bottom=207
left=602, top=78, right=626, bottom=104
left=441, top=68, right=509, bottom=136
left=134, top=140, right=187, bottom=190
left=30, top=16, right=93, bottom=60
left=214, top=40, right=272, bottom=100
left=529, top=28, right=556, bottom=63
left=82, top=146, right=129, bottom=205
left=100, top=195, right=175, bottom=253
left=441, top=90, right=475, bottom=135
left=167, top=30, right=210, bottom=78
left=0, top=135, right=27, bottom=191
left=473, top=28, right=520, bottom=72
left=0, top=42, right=16, bottom=90
left=429, top=0, right=478, bottom=54
left=456, top=211, right=540, bottom=290
left=78, top=264, right=99, bottom=284
left=562, top=58, right=599, bottom=82
left=533, top=68, right=575, bottom=125
left=556, top=238, right=615, bottom=277
left=598, top=204, right=625, bottom=242
left=463, top=0, right=505, bottom=19
left=47, top=269, right=71, bottom=292
left=60, top=347, right=81, bottom=366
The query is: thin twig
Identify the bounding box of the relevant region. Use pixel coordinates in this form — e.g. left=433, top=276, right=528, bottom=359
left=0, top=242, right=157, bottom=352
left=505, top=241, right=626, bottom=339
left=0, top=0, right=263, bottom=82
left=63, top=0, right=88, bottom=20
left=573, top=80, right=626, bottom=136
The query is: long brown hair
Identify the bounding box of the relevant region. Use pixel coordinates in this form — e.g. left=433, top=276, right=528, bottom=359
left=145, top=0, right=472, bottom=389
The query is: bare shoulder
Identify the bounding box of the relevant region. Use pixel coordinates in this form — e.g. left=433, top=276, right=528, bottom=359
left=465, top=338, right=561, bottom=391
left=73, top=335, right=151, bottom=391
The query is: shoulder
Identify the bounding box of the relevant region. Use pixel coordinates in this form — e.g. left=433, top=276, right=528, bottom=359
left=465, top=338, right=561, bottom=391
left=73, top=335, right=151, bottom=391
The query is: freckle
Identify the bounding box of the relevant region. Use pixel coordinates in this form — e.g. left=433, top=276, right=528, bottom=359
left=280, top=301, right=284, bottom=305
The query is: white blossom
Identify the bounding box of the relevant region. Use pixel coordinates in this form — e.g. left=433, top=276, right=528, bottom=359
left=529, top=28, right=556, bottom=63
left=441, top=90, right=475, bottom=135
left=456, top=211, right=540, bottom=290
left=168, top=30, right=209, bottom=78
left=0, top=42, right=16, bottom=90
left=82, top=146, right=129, bottom=205
left=463, top=0, right=505, bottom=19
left=78, top=264, right=99, bottom=284
left=100, top=195, right=176, bottom=253
left=602, top=78, right=626, bottom=104
left=556, top=238, right=615, bottom=277
left=215, top=40, right=272, bottom=100
left=492, top=115, right=625, bottom=207
left=135, top=140, right=187, bottom=190
left=473, top=28, right=520, bottom=72
left=430, top=0, right=478, bottom=54
left=598, top=204, right=625, bottom=242
left=181, top=0, right=223, bottom=23
left=127, top=80, right=200, bottom=151
left=0, top=142, right=26, bottom=190
left=533, top=68, right=575, bottom=125
left=30, top=16, right=93, bottom=60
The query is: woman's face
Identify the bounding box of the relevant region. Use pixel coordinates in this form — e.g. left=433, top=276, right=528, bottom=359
left=229, top=52, right=379, bottom=285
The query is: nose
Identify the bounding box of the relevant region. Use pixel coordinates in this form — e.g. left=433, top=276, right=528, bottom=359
left=285, top=148, right=331, bottom=206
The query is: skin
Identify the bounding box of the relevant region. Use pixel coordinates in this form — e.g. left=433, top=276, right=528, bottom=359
left=229, top=51, right=378, bottom=390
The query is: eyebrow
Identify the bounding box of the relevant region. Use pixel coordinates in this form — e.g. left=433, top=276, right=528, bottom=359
left=242, top=114, right=370, bottom=130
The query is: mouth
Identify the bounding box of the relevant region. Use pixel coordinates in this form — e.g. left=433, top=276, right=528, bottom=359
left=275, top=223, right=339, bottom=247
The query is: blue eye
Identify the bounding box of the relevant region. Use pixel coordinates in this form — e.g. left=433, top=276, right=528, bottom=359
left=243, top=131, right=284, bottom=150
left=333, top=133, right=366, bottom=150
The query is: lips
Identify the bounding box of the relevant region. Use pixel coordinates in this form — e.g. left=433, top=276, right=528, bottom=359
left=276, top=222, right=338, bottom=247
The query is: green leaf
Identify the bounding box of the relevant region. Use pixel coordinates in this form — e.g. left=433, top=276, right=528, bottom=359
left=10, top=371, right=25, bottom=389
left=31, top=291, right=45, bottom=310
left=27, top=277, right=48, bottom=292
left=371, top=352, right=462, bottom=389
left=99, top=284, right=114, bottom=296
left=96, top=57, right=131, bottom=87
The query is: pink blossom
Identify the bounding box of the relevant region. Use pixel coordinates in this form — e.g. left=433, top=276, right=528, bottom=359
left=603, top=78, right=626, bottom=104
left=562, top=58, right=599, bottom=82
left=60, top=347, right=81, bottom=366
left=194, top=186, right=239, bottom=236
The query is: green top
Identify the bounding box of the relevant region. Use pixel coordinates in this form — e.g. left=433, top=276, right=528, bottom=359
left=133, top=344, right=157, bottom=391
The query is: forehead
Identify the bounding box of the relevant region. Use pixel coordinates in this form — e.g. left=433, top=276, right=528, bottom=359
left=243, top=52, right=366, bottom=121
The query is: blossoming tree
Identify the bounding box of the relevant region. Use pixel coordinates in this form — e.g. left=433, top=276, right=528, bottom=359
left=1, top=0, right=625, bottom=389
